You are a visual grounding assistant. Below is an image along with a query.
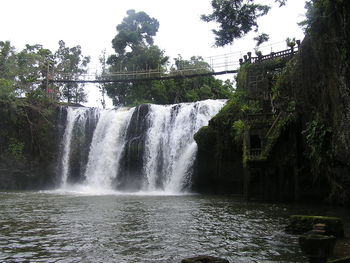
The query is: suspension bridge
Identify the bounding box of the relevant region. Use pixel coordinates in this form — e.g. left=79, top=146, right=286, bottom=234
left=48, top=42, right=299, bottom=84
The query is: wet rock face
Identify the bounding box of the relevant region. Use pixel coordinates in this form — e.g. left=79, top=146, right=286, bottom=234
left=116, top=104, right=150, bottom=191
left=293, top=1, right=350, bottom=203
left=181, top=255, right=230, bottom=263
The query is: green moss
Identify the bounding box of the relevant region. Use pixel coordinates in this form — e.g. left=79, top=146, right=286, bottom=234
left=302, top=117, right=332, bottom=168
left=194, top=126, right=216, bottom=149
left=7, top=138, right=25, bottom=161
left=328, top=257, right=350, bottom=263
left=271, top=56, right=297, bottom=101
left=242, top=140, right=249, bottom=167
left=0, top=96, right=57, bottom=163
left=286, top=215, right=344, bottom=238
left=261, top=112, right=295, bottom=158
left=232, top=119, right=246, bottom=142
left=236, top=62, right=251, bottom=90
left=299, top=234, right=336, bottom=258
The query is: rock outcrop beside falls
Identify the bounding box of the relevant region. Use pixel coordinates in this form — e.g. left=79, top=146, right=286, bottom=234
left=193, top=0, right=350, bottom=205
left=0, top=99, right=60, bottom=189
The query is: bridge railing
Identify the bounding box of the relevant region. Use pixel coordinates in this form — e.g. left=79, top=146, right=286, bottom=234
left=250, top=47, right=298, bottom=63
left=53, top=66, right=217, bottom=82
left=49, top=43, right=299, bottom=83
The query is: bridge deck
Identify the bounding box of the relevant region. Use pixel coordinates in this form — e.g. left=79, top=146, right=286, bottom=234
left=49, top=46, right=298, bottom=84
left=49, top=70, right=238, bottom=84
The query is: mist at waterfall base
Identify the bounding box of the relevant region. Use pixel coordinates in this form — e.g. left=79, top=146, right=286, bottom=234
left=54, top=99, right=226, bottom=195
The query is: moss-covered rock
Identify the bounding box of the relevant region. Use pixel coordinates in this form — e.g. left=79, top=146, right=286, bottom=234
left=286, top=215, right=344, bottom=238
left=328, top=257, right=350, bottom=263
left=299, top=234, right=336, bottom=261
left=194, top=126, right=217, bottom=149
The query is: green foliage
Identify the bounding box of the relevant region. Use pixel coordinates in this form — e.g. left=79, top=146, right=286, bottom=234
left=0, top=41, right=58, bottom=98
left=232, top=119, right=246, bottom=141
left=194, top=126, right=217, bottom=149
left=201, top=0, right=271, bottom=46
left=263, top=56, right=297, bottom=102
left=0, top=94, right=57, bottom=165
left=0, top=40, right=88, bottom=104
left=54, top=40, right=90, bottom=103
left=104, top=10, right=169, bottom=106
left=201, top=0, right=287, bottom=46
left=241, top=100, right=261, bottom=114
left=286, top=37, right=296, bottom=48
left=16, top=44, right=52, bottom=93
left=167, top=56, right=234, bottom=104
left=0, top=78, right=14, bottom=98
left=112, top=9, right=159, bottom=55
left=262, top=112, right=295, bottom=158
left=7, top=138, right=25, bottom=161
left=0, top=41, right=17, bottom=80
left=328, top=257, right=350, bottom=263
left=302, top=117, right=332, bottom=167
left=104, top=10, right=233, bottom=106
left=254, top=33, right=270, bottom=47
left=235, top=62, right=251, bottom=90
left=0, top=41, right=20, bottom=97
left=298, top=0, right=329, bottom=36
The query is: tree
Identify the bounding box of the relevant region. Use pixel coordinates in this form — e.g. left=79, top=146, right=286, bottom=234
left=0, top=41, right=17, bottom=98
left=112, top=9, right=159, bottom=55
left=0, top=41, right=54, bottom=99
left=97, top=49, right=107, bottom=109
left=105, top=10, right=169, bottom=106
left=163, top=56, right=234, bottom=103
left=201, top=0, right=287, bottom=46
left=105, top=10, right=233, bottom=106
left=54, top=40, right=90, bottom=103
left=16, top=44, right=53, bottom=94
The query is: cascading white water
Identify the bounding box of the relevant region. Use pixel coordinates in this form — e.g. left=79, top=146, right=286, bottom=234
left=84, top=108, right=134, bottom=190
left=143, top=100, right=226, bottom=193
left=59, top=107, right=94, bottom=187
left=58, top=99, right=226, bottom=194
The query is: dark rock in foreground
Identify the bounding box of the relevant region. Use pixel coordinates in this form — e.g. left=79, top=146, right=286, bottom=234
left=181, top=255, right=229, bottom=263
left=285, top=215, right=344, bottom=238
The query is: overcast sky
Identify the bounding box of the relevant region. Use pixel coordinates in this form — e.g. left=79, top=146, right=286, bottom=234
left=0, top=0, right=307, bottom=107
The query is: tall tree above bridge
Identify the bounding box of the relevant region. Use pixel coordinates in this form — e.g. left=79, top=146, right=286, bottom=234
left=201, top=0, right=287, bottom=46
left=105, top=10, right=169, bottom=106
left=112, top=9, right=160, bottom=55
left=104, top=10, right=233, bottom=106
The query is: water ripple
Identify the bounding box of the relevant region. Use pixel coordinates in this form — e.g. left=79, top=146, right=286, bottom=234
left=2, top=192, right=347, bottom=263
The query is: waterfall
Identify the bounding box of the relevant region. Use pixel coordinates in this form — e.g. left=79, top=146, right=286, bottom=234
left=84, top=108, right=134, bottom=190
left=57, top=99, right=226, bottom=194
left=58, top=107, right=98, bottom=187
left=143, top=100, right=226, bottom=193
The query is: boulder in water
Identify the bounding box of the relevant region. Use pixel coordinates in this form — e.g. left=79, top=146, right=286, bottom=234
left=181, top=255, right=229, bottom=263
left=285, top=215, right=344, bottom=238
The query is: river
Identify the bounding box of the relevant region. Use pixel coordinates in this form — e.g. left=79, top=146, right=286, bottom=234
left=2, top=191, right=348, bottom=263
